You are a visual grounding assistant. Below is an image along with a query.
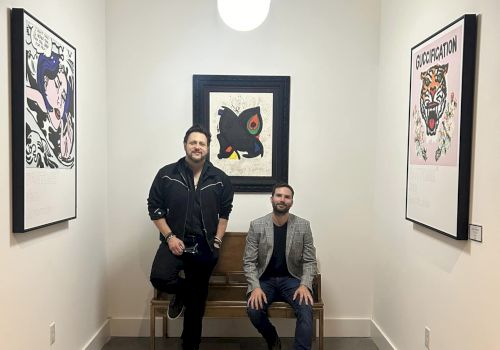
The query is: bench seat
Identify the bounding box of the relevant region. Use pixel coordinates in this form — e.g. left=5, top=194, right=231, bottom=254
left=150, top=232, right=324, bottom=349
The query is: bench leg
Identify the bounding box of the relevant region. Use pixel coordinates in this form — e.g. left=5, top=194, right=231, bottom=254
left=150, top=305, right=155, bottom=350
left=318, top=309, right=324, bottom=350
left=163, top=316, right=168, bottom=338
left=313, top=315, right=317, bottom=340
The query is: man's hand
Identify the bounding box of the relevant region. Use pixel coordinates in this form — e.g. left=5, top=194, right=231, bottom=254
left=247, top=287, right=268, bottom=310
left=168, top=236, right=185, bottom=256
left=293, top=284, right=313, bottom=305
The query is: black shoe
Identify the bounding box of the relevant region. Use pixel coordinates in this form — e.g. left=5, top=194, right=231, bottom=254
left=167, top=293, right=184, bottom=320
left=267, top=336, right=281, bottom=350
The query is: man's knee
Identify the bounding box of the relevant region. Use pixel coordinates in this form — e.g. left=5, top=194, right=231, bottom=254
left=247, top=306, right=265, bottom=323
left=295, top=304, right=313, bottom=322
left=151, top=277, right=177, bottom=294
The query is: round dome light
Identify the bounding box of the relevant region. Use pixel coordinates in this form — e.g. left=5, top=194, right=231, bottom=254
left=217, top=0, right=271, bottom=31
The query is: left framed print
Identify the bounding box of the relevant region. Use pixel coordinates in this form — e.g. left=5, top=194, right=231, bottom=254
left=11, top=8, right=77, bottom=232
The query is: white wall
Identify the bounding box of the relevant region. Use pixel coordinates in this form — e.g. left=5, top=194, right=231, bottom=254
left=372, top=1, right=500, bottom=349
left=0, top=1, right=109, bottom=349
left=8, top=0, right=498, bottom=348
left=105, top=0, right=380, bottom=336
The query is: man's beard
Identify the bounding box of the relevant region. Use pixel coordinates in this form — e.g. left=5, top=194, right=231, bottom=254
left=272, top=202, right=290, bottom=215
left=186, top=152, right=206, bottom=163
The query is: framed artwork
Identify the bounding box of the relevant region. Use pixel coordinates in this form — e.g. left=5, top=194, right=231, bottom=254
left=193, top=75, right=290, bottom=192
left=405, top=15, right=477, bottom=240
left=11, top=9, right=77, bottom=232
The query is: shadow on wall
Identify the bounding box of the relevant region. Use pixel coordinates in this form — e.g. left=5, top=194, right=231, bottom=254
left=412, top=223, right=470, bottom=272
left=10, top=221, right=69, bottom=247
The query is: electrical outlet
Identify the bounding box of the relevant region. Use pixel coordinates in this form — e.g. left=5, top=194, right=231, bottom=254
left=425, top=327, right=430, bottom=349
left=49, top=322, right=55, bottom=345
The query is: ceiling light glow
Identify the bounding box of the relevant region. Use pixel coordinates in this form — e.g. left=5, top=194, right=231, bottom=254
left=217, top=0, right=271, bottom=31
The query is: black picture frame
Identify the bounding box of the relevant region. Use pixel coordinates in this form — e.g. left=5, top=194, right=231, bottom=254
left=193, top=75, right=290, bottom=193
left=11, top=8, right=77, bottom=232
left=405, top=15, right=477, bottom=239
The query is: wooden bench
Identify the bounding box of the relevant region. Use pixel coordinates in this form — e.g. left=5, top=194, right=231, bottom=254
left=150, top=232, right=324, bottom=349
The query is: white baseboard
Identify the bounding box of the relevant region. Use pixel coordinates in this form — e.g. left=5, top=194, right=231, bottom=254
left=82, top=318, right=111, bottom=350
left=370, top=319, right=397, bottom=350
left=90, top=316, right=397, bottom=348
left=326, top=318, right=371, bottom=337
left=110, top=317, right=372, bottom=337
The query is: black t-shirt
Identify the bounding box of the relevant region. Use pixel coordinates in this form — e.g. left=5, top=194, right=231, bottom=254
left=262, top=223, right=291, bottom=278
left=184, top=165, right=203, bottom=237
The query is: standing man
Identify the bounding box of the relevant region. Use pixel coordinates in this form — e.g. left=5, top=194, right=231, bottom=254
left=244, top=183, right=317, bottom=350
left=148, top=125, right=234, bottom=350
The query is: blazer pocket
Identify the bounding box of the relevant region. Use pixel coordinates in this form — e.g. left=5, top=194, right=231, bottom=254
left=291, top=240, right=304, bottom=253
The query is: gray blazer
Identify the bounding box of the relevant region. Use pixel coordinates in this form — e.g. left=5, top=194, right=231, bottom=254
left=243, top=213, right=317, bottom=294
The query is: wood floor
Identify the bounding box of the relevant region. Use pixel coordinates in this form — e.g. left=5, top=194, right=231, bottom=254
left=103, top=337, right=379, bottom=350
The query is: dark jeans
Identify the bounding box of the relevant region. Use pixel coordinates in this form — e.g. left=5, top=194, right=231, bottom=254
left=150, top=235, right=219, bottom=349
left=247, top=276, right=313, bottom=350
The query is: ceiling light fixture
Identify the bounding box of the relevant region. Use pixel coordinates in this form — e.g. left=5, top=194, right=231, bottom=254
left=217, top=0, right=271, bottom=32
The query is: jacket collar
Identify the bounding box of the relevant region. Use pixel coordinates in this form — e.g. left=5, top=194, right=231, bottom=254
left=175, top=157, right=217, bottom=185
left=176, top=156, right=214, bottom=173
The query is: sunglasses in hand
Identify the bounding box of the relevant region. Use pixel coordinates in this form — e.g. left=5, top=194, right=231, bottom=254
left=183, top=243, right=199, bottom=255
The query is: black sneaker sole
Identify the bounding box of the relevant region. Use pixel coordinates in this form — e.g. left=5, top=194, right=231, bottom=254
left=167, top=304, right=184, bottom=320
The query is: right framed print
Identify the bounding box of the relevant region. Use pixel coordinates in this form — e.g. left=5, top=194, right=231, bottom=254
left=405, top=14, right=477, bottom=240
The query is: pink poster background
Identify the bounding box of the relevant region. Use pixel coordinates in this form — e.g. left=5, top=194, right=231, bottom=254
left=409, top=23, right=464, bottom=166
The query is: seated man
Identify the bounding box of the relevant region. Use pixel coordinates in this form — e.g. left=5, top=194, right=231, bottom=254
left=243, top=183, right=318, bottom=350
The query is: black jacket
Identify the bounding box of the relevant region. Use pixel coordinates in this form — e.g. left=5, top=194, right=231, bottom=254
left=147, top=158, right=234, bottom=248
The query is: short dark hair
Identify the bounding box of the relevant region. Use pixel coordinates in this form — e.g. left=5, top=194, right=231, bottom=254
left=271, top=182, right=294, bottom=198
left=183, top=124, right=211, bottom=145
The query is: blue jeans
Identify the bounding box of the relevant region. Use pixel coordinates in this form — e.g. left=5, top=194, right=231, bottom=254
left=247, top=276, right=313, bottom=350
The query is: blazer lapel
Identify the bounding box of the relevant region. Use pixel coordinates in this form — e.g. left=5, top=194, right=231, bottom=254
left=264, top=214, right=274, bottom=261
left=285, top=214, right=296, bottom=257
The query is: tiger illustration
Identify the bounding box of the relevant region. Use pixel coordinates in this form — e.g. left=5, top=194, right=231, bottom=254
left=419, top=64, right=449, bottom=136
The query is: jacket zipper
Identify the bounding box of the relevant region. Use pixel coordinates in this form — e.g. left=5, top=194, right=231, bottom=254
left=199, top=188, right=212, bottom=250
left=198, top=173, right=213, bottom=251
left=179, top=171, right=190, bottom=238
